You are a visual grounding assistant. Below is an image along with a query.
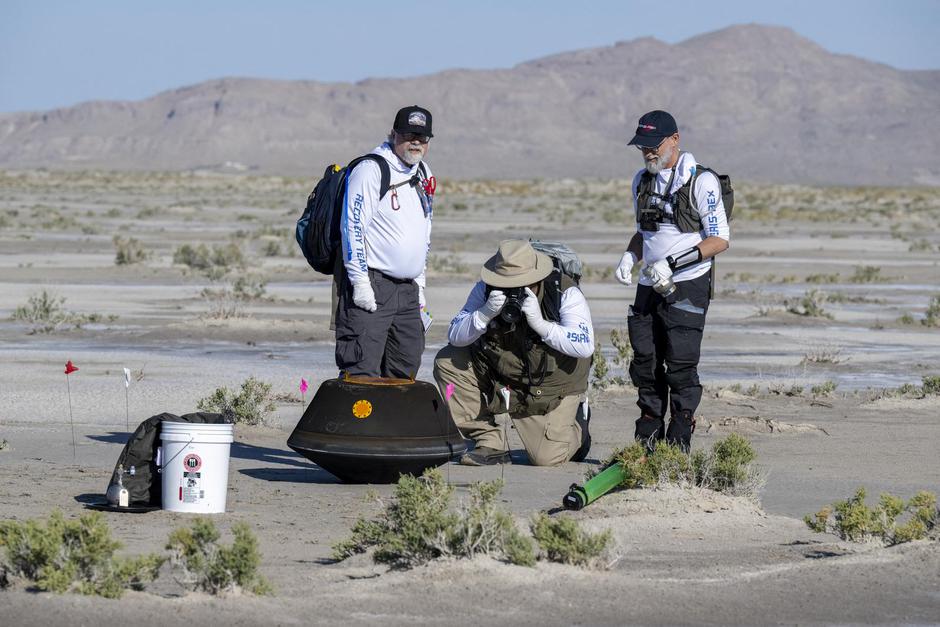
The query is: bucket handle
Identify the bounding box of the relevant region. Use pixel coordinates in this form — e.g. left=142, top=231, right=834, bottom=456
left=157, top=433, right=195, bottom=474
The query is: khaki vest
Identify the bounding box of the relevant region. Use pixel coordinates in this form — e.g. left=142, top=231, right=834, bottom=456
left=470, top=274, right=591, bottom=416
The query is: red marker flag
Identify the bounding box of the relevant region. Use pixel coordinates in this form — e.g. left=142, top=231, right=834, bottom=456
left=64, top=360, right=79, bottom=375
left=299, top=378, right=309, bottom=394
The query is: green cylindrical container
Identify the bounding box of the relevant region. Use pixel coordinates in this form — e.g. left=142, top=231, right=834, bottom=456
left=562, top=463, right=629, bottom=510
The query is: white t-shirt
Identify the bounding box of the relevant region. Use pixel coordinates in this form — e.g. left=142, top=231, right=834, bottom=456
left=631, top=151, right=730, bottom=285
left=447, top=280, right=595, bottom=359
left=341, top=142, right=433, bottom=287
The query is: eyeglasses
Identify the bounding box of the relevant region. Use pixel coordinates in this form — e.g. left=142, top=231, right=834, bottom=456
left=397, top=132, right=430, bottom=144
left=635, top=136, right=673, bottom=153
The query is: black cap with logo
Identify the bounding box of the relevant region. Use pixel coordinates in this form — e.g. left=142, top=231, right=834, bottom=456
left=393, top=105, right=434, bottom=138
left=627, top=110, right=678, bottom=148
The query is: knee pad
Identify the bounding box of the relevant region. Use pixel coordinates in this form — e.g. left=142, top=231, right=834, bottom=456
left=634, top=414, right=665, bottom=452
left=666, top=410, right=695, bottom=453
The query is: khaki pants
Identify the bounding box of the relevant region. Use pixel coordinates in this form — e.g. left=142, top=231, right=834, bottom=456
left=433, top=344, right=583, bottom=467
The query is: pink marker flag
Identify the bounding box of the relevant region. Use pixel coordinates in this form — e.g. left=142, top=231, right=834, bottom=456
left=300, top=378, right=309, bottom=394
left=445, top=383, right=455, bottom=402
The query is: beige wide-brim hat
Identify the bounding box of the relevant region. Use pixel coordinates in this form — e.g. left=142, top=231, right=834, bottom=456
left=480, top=239, right=553, bottom=288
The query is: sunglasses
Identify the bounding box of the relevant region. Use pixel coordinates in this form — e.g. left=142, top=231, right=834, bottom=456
left=398, top=132, right=430, bottom=144
left=635, top=136, right=673, bottom=153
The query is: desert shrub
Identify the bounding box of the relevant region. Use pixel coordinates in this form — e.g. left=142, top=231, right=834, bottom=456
left=10, top=290, right=108, bottom=333
left=332, top=470, right=535, bottom=569
left=610, top=327, right=633, bottom=368
left=804, top=488, right=938, bottom=546
left=427, top=253, right=469, bottom=275
left=785, top=384, right=804, bottom=397
left=922, top=375, right=940, bottom=396
left=113, top=235, right=148, bottom=265
left=805, top=273, right=840, bottom=284
left=196, top=376, right=276, bottom=426
left=173, top=242, right=244, bottom=277
left=591, top=342, right=610, bottom=389
left=261, top=240, right=282, bottom=257
left=923, top=295, right=940, bottom=328
left=898, top=312, right=916, bottom=325
left=811, top=380, right=838, bottom=397
left=166, top=519, right=271, bottom=595
left=451, top=480, right=535, bottom=566
left=801, top=345, right=846, bottom=365
left=0, top=510, right=163, bottom=598
left=785, top=289, right=833, bottom=319
left=200, top=275, right=267, bottom=319
left=848, top=265, right=887, bottom=284
left=608, top=434, right=761, bottom=499
left=530, top=513, right=610, bottom=567
left=173, top=243, right=212, bottom=269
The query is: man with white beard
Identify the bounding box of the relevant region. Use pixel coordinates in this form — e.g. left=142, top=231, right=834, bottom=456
left=335, top=105, right=436, bottom=378
left=612, top=110, right=730, bottom=453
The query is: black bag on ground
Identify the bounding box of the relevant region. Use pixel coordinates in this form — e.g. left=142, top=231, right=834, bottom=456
left=295, top=155, right=391, bottom=275
left=106, top=412, right=229, bottom=507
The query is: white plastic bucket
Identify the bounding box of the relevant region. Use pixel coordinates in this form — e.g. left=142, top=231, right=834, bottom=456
left=160, top=421, right=234, bottom=514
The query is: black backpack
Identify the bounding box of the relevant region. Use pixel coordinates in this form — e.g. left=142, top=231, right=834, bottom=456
left=295, top=155, right=391, bottom=275
left=295, top=156, right=430, bottom=275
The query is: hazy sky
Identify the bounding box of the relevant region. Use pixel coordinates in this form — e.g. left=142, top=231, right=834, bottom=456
left=2, top=0, right=938, bottom=113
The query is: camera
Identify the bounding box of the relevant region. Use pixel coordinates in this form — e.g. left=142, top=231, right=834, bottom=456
left=486, top=285, right=526, bottom=324
left=499, top=287, right=526, bottom=323
left=639, top=194, right=666, bottom=231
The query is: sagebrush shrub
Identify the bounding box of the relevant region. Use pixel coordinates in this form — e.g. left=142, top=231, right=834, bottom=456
left=530, top=514, right=610, bottom=567
left=166, top=518, right=271, bottom=595
left=196, top=376, right=276, bottom=425
left=804, top=488, right=938, bottom=545
left=0, top=510, right=163, bottom=598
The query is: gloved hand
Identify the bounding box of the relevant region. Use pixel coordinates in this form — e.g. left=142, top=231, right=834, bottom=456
left=473, top=290, right=506, bottom=329
left=643, top=259, right=675, bottom=295
left=477, top=289, right=506, bottom=323
left=352, top=279, right=377, bottom=312
left=614, top=251, right=638, bottom=285
left=521, top=287, right=552, bottom=338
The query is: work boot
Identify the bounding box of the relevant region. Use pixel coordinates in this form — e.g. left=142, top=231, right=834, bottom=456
left=460, top=446, right=511, bottom=466
left=570, top=404, right=591, bottom=463
left=635, top=413, right=665, bottom=454
left=665, top=410, right=695, bottom=453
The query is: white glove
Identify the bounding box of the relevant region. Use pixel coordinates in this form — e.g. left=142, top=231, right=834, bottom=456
left=352, top=279, right=377, bottom=312
left=521, top=287, right=552, bottom=338
left=615, top=251, right=638, bottom=285
left=476, top=289, right=506, bottom=323
left=644, top=259, right=674, bottom=294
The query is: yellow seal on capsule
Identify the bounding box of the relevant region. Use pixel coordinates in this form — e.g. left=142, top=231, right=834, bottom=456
left=352, top=399, right=373, bottom=419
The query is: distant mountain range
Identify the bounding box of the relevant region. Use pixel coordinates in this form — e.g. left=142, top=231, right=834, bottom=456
left=1, top=24, right=938, bottom=185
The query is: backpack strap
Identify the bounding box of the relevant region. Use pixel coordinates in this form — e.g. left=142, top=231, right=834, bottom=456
left=346, top=154, right=392, bottom=199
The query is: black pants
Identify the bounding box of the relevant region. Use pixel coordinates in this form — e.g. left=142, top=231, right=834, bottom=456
left=628, top=272, right=710, bottom=448
left=334, top=268, right=424, bottom=378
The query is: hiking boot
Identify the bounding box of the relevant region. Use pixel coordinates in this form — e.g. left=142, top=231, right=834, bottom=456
left=570, top=404, right=591, bottom=463
left=459, top=446, right=511, bottom=466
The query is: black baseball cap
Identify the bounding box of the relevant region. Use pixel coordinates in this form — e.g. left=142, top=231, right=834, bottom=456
left=393, top=105, right=433, bottom=138
left=628, top=110, right=678, bottom=148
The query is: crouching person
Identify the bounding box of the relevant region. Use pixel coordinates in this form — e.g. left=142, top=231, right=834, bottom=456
left=434, top=240, right=594, bottom=466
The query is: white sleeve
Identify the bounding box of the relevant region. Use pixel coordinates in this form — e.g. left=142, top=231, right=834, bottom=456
left=693, top=171, right=730, bottom=242
left=447, top=281, right=490, bottom=347
left=341, top=160, right=381, bottom=284
left=537, top=287, right=594, bottom=359
left=631, top=169, right=643, bottom=231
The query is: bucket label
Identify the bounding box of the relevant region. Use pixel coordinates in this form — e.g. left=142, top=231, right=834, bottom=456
left=182, top=471, right=204, bottom=503
left=183, top=453, right=202, bottom=472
